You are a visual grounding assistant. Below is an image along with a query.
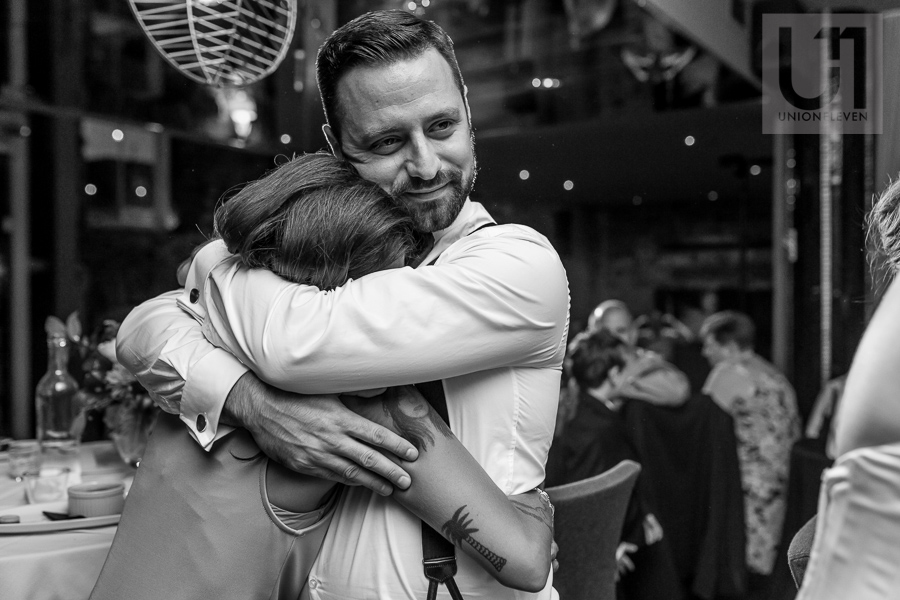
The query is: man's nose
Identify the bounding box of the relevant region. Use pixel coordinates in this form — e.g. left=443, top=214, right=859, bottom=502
left=405, top=134, right=441, bottom=181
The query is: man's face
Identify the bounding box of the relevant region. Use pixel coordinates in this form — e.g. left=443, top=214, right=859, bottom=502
left=326, top=48, right=476, bottom=233
left=702, top=335, right=731, bottom=366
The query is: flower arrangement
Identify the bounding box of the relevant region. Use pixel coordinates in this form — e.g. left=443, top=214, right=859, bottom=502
left=48, top=313, right=159, bottom=466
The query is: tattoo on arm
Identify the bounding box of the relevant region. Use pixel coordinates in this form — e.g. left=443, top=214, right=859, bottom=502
left=442, top=505, right=508, bottom=572
left=511, top=491, right=555, bottom=534
left=380, top=387, right=454, bottom=452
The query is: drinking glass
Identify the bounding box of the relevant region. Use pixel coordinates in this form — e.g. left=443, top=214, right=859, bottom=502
left=8, top=440, right=41, bottom=480
left=24, top=467, right=70, bottom=503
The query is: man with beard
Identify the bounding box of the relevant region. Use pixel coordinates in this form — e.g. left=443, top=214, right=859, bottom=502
left=116, top=9, right=569, bottom=600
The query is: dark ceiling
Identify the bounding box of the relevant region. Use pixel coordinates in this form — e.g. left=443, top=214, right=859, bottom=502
left=475, top=101, right=772, bottom=209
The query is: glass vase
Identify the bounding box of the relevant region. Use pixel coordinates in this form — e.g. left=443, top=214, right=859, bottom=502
left=107, top=395, right=159, bottom=468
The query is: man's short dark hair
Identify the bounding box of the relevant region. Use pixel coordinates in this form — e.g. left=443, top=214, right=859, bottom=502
left=700, top=310, right=756, bottom=350
left=316, top=9, right=465, bottom=143
left=568, top=329, right=627, bottom=390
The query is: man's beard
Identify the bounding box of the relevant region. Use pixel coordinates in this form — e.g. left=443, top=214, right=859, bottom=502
left=391, top=153, right=478, bottom=233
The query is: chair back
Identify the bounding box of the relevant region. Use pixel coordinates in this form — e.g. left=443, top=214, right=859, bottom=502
left=546, top=459, right=641, bottom=600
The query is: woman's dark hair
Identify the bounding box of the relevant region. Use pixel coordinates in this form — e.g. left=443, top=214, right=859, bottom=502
left=568, top=329, right=627, bottom=390
left=699, top=310, right=756, bottom=350
left=316, top=9, right=465, bottom=143
left=214, top=152, right=418, bottom=290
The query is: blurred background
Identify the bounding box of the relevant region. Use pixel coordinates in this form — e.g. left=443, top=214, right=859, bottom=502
left=0, top=0, right=897, bottom=439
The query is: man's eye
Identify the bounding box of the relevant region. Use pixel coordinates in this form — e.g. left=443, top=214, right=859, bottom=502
left=372, top=137, right=400, bottom=151
left=432, top=121, right=453, bottom=132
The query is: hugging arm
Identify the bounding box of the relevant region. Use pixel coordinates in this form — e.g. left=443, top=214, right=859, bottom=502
left=117, top=233, right=567, bottom=493
left=341, top=386, right=553, bottom=592
left=116, top=293, right=418, bottom=496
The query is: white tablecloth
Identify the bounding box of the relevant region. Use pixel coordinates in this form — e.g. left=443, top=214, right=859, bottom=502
left=0, top=442, right=132, bottom=600
left=0, top=526, right=117, bottom=600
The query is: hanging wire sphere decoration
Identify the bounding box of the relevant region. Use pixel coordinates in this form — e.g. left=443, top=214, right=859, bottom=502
left=129, top=0, right=297, bottom=88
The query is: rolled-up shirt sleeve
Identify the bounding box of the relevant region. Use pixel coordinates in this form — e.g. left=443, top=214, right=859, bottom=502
left=116, top=290, right=247, bottom=448
left=201, top=225, right=570, bottom=394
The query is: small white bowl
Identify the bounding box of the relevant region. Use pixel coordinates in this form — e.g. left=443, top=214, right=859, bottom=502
left=67, top=482, right=125, bottom=517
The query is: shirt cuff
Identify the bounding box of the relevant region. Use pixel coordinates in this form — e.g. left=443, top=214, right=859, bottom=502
left=180, top=348, right=248, bottom=449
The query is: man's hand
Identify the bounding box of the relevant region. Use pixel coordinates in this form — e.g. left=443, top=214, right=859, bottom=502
left=643, top=513, right=664, bottom=545
left=614, top=542, right=638, bottom=581
left=222, top=372, right=419, bottom=496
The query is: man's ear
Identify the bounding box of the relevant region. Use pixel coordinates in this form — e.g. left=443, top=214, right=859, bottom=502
left=606, top=365, right=623, bottom=387
left=323, top=124, right=344, bottom=159
left=463, top=85, right=473, bottom=128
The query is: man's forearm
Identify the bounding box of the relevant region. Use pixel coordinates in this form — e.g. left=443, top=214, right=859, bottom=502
left=116, top=289, right=248, bottom=447
left=219, top=371, right=260, bottom=429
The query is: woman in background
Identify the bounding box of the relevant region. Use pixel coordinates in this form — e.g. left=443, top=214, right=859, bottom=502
left=700, top=310, right=800, bottom=591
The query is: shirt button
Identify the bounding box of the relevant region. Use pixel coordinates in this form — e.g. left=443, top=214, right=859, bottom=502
left=308, top=578, right=318, bottom=589
left=196, top=414, right=207, bottom=432
left=189, top=288, right=199, bottom=303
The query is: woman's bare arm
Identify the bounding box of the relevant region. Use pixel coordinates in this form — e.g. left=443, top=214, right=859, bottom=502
left=341, top=386, right=553, bottom=592
left=835, top=278, right=900, bottom=455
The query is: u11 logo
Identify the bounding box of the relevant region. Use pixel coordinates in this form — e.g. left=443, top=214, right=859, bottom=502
left=761, top=13, right=882, bottom=134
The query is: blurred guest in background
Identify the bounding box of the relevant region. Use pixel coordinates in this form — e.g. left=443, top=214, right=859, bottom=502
left=588, top=299, right=691, bottom=407
left=633, top=310, right=693, bottom=364
left=555, top=300, right=690, bottom=436
left=700, top=310, right=800, bottom=590
left=546, top=328, right=681, bottom=600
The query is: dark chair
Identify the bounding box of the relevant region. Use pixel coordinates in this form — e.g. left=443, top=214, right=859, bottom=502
left=546, top=459, right=641, bottom=600
left=787, top=515, right=817, bottom=588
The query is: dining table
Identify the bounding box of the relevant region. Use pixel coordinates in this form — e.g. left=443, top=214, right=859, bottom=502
left=0, top=441, right=134, bottom=600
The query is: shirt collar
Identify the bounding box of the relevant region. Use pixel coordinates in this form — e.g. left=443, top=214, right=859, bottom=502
left=418, top=199, right=495, bottom=267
